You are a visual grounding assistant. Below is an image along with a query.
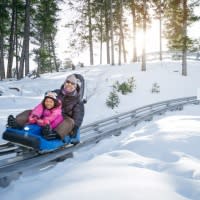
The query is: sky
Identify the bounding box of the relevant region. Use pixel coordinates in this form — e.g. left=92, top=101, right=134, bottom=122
left=1, top=59, right=200, bottom=199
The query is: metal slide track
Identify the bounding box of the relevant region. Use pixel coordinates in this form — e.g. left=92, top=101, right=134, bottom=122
left=0, top=96, right=199, bottom=187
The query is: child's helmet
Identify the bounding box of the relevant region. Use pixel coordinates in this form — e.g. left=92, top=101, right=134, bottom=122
left=43, top=91, right=60, bottom=108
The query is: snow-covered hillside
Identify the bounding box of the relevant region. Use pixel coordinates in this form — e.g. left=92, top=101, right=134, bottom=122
left=1, top=60, right=200, bottom=200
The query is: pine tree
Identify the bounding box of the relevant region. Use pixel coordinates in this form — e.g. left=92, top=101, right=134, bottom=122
left=164, top=0, right=199, bottom=76
left=0, top=0, right=9, bottom=80
left=106, top=90, right=120, bottom=109
left=32, top=0, right=60, bottom=74
left=151, top=0, right=165, bottom=61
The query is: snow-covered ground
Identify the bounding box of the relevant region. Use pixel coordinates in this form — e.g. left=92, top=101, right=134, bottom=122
left=1, top=60, right=200, bottom=200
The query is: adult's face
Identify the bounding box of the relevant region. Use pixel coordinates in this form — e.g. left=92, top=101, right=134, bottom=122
left=64, top=80, right=76, bottom=93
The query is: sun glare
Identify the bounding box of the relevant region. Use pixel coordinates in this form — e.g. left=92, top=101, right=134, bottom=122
left=135, top=20, right=162, bottom=55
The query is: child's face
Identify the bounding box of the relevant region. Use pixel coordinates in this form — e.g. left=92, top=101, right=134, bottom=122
left=44, top=98, right=55, bottom=109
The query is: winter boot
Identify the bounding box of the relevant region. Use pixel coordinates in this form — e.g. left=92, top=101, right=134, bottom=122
left=41, top=124, right=60, bottom=140
left=70, top=126, right=80, bottom=145
left=7, top=115, right=21, bottom=129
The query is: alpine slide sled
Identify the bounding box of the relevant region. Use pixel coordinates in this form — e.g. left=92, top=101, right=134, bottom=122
left=0, top=96, right=199, bottom=187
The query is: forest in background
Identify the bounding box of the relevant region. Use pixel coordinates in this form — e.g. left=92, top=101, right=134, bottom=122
left=0, top=0, right=200, bottom=80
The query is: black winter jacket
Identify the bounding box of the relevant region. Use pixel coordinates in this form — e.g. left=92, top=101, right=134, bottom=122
left=54, top=85, right=84, bottom=128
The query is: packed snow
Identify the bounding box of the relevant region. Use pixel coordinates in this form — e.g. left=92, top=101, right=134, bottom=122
left=1, top=60, right=200, bottom=200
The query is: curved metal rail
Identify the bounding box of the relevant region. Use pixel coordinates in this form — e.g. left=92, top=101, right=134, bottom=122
left=0, top=96, right=199, bottom=187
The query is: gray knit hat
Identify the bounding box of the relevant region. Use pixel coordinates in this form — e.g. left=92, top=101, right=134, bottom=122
left=65, top=74, right=77, bottom=86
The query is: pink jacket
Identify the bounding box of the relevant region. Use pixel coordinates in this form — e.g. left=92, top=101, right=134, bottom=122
left=29, top=103, right=63, bottom=129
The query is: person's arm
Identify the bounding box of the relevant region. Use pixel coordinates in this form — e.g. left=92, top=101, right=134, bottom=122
left=28, top=104, right=43, bottom=124
left=29, top=104, right=43, bottom=118
left=37, top=106, right=62, bottom=127
left=72, top=101, right=84, bottom=128
left=44, top=107, right=61, bottom=123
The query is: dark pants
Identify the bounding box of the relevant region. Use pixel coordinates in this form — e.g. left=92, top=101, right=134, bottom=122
left=16, top=110, right=31, bottom=127
left=16, top=110, right=74, bottom=140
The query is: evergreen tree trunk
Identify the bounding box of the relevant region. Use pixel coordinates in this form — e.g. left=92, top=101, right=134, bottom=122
left=15, top=4, right=19, bottom=79
left=88, top=0, right=94, bottom=65
left=131, top=1, right=137, bottom=62
left=19, top=40, right=25, bottom=79
left=182, top=0, right=187, bottom=76
left=24, top=0, right=30, bottom=76
left=118, top=0, right=124, bottom=65
left=50, top=36, right=59, bottom=72
left=110, top=0, right=114, bottom=65
left=118, top=37, right=121, bottom=65
left=105, top=0, right=110, bottom=64
left=47, top=39, right=53, bottom=73
left=159, top=17, right=162, bottom=61
left=7, top=0, right=16, bottom=78
left=121, top=27, right=127, bottom=63
left=0, top=1, right=6, bottom=80
left=19, top=0, right=30, bottom=79
left=119, top=0, right=126, bottom=63
left=159, top=0, right=162, bottom=61
left=100, top=6, right=103, bottom=64
left=141, top=0, right=146, bottom=71
left=35, top=50, right=40, bottom=77
left=38, top=33, right=45, bottom=74
left=0, top=33, right=5, bottom=80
